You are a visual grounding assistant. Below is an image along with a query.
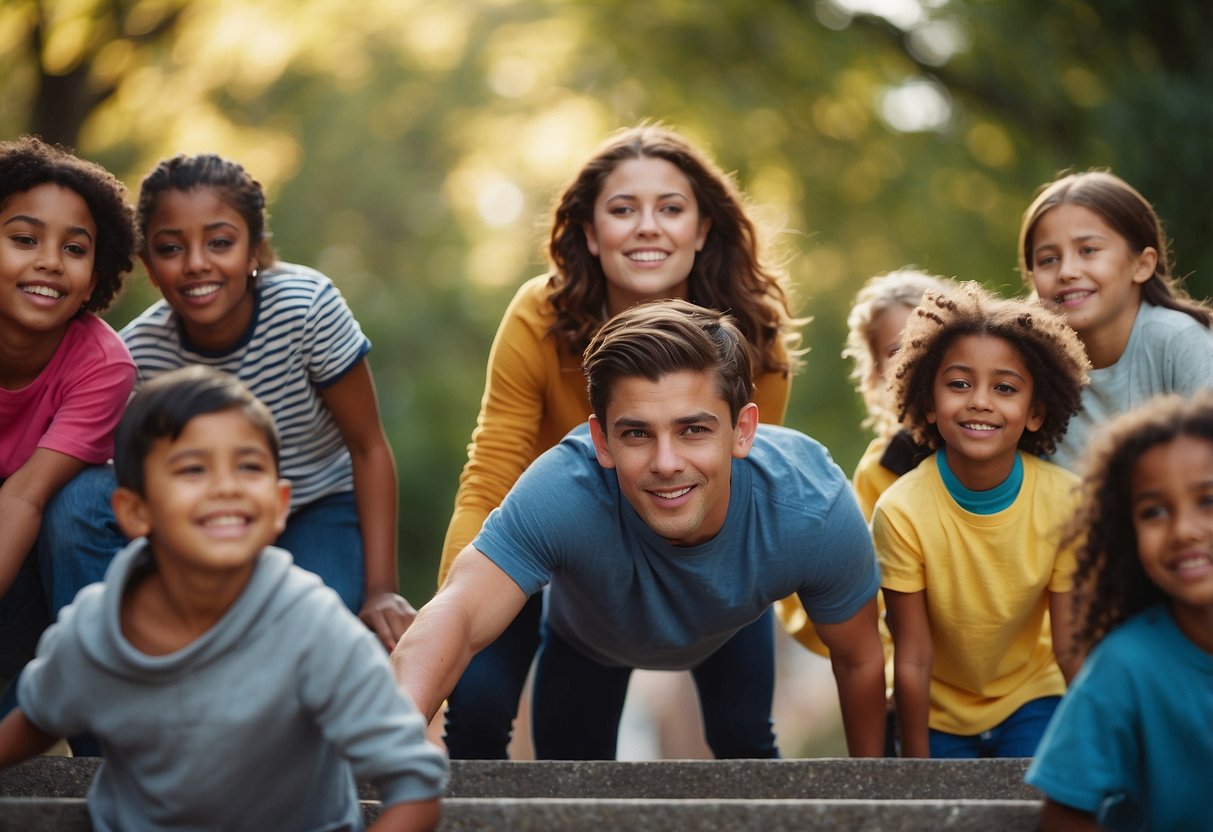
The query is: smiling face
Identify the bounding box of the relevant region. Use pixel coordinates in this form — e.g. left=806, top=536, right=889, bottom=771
left=589, top=369, right=757, bottom=547
left=113, top=408, right=290, bottom=583
left=1028, top=203, right=1155, bottom=367
left=0, top=184, right=97, bottom=351
left=1130, top=435, right=1213, bottom=637
left=583, top=157, right=711, bottom=317
left=141, top=187, right=259, bottom=352
left=927, top=334, right=1044, bottom=490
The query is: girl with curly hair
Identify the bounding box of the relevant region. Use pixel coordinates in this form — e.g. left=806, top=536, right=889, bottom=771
left=439, top=124, right=802, bottom=759
left=1027, top=391, right=1213, bottom=832
left=871, top=282, right=1089, bottom=758
left=0, top=136, right=137, bottom=710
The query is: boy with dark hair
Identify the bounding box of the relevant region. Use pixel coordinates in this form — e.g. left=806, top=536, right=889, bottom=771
left=0, top=366, right=447, bottom=831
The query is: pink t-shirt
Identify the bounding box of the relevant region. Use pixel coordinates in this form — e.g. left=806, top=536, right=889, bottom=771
left=0, top=314, right=135, bottom=478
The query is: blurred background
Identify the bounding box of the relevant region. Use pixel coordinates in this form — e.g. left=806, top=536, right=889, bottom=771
left=4, top=0, right=1209, bottom=757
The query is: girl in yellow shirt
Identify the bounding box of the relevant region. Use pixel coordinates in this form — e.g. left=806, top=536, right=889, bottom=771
left=872, top=283, right=1088, bottom=758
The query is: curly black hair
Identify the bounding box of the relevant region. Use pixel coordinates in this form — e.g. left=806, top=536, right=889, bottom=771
left=0, top=136, right=136, bottom=313
left=1066, top=391, right=1213, bottom=653
left=888, top=281, right=1089, bottom=457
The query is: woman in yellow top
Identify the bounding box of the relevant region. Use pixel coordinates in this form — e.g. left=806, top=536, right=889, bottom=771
left=439, top=124, right=801, bottom=758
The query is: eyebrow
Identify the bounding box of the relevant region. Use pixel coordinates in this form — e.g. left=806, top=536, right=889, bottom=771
left=3, top=214, right=94, bottom=243
left=166, top=444, right=271, bottom=462
left=1033, top=233, right=1108, bottom=255
left=604, top=192, right=690, bottom=204
left=940, top=363, right=1029, bottom=384
left=152, top=220, right=241, bottom=237
left=612, top=411, right=720, bottom=430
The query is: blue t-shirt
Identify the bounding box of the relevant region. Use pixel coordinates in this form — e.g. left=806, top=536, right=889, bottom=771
left=474, top=424, right=880, bottom=669
left=1026, top=605, right=1213, bottom=831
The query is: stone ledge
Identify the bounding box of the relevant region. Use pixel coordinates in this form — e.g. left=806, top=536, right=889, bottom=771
left=0, top=796, right=1043, bottom=832
left=0, top=757, right=1039, bottom=801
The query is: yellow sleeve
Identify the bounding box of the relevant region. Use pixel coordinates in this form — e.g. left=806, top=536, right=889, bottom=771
left=437, top=278, right=587, bottom=585
left=871, top=487, right=928, bottom=594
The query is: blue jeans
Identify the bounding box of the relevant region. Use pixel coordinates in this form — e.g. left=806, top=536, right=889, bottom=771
left=443, top=592, right=544, bottom=759
left=38, top=466, right=365, bottom=615
left=273, top=491, right=364, bottom=614
left=927, top=696, right=1061, bottom=758
left=531, top=607, right=779, bottom=759
left=0, top=555, right=52, bottom=715
left=36, top=465, right=126, bottom=615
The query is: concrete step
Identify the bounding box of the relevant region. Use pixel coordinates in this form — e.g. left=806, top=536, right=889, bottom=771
left=0, top=757, right=1038, bottom=801
left=0, top=796, right=1042, bottom=832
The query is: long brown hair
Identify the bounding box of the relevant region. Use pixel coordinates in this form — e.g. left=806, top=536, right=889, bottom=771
left=546, top=124, right=800, bottom=376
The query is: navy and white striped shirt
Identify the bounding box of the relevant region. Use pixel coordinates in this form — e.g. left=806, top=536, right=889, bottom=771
left=121, top=263, right=371, bottom=510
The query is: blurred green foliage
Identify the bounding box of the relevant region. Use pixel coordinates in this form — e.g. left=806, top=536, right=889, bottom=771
left=2, top=0, right=1210, bottom=605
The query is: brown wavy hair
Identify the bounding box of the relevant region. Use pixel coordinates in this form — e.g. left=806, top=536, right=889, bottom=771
left=889, top=282, right=1089, bottom=458
left=1065, top=391, right=1213, bottom=653
left=546, top=124, right=800, bottom=377
left=1019, top=169, right=1212, bottom=327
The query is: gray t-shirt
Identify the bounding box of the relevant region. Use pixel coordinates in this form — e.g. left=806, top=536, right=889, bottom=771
left=20, top=541, right=448, bottom=832
left=1050, top=302, right=1213, bottom=472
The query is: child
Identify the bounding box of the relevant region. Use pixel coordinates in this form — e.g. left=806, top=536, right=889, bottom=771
left=47, top=153, right=414, bottom=651
left=1019, top=169, right=1213, bottom=472
left=872, top=282, right=1089, bottom=758
left=0, top=366, right=448, bottom=831
left=846, top=269, right=956, bottom=519
left=0, top=137, right=136, bottom=700
left=779, top=269, right=952, bottom=659
left=1026, top=391, right=1213, bottom=831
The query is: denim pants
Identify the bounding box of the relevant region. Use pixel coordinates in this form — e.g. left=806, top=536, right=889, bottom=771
left=443, top=592, right=544, bottom=759
left=530, top=607, right=779, bottom=760
left=35, top=465, right=366, bottom=616
left=927, top=695, right=1062, bottom=758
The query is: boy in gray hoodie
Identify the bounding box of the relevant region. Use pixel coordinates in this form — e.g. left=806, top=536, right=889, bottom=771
left=0, top=365, right=447, bottom=831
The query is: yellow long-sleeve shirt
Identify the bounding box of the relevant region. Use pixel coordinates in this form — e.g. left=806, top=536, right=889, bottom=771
left=438, top=275, right=791, bottom=584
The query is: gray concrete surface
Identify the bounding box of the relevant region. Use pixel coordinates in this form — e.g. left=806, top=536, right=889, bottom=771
left=0, top=796, right=1043, bottom=832
left=0, top=756, right=1040, bottom=801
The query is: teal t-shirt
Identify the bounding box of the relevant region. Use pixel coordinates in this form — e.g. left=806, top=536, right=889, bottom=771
left=1026, top=605, right=1213, bottom=831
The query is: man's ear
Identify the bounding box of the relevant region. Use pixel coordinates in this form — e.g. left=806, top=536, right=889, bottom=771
left=732, top=402, right=759, bottom=458
left=588, top=415, right=616, bottom=469
left=112, top=486, right=151, bottom=541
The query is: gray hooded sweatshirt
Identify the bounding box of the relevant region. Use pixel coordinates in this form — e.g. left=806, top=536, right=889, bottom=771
left=20, top=539, right=447, bottom=831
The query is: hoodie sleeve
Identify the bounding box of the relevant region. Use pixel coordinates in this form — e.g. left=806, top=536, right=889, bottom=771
left=295, top=586, right=449, bottom=806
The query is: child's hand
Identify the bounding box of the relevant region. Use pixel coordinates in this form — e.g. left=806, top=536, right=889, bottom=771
left=360, top=592, right=418, bottom=651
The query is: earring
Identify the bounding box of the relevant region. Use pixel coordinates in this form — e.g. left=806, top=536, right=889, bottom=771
left=250, top=268, right=258, bottom=279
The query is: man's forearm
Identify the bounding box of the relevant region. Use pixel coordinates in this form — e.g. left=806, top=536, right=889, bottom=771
left=390, top=602, right=475, bottom=722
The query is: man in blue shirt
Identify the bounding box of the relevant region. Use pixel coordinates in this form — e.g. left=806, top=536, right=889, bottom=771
left=393, top=299, right=886, bottom=758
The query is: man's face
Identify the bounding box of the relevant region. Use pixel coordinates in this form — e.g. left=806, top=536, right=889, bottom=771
left=589, top=369, right=757, bottom=547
